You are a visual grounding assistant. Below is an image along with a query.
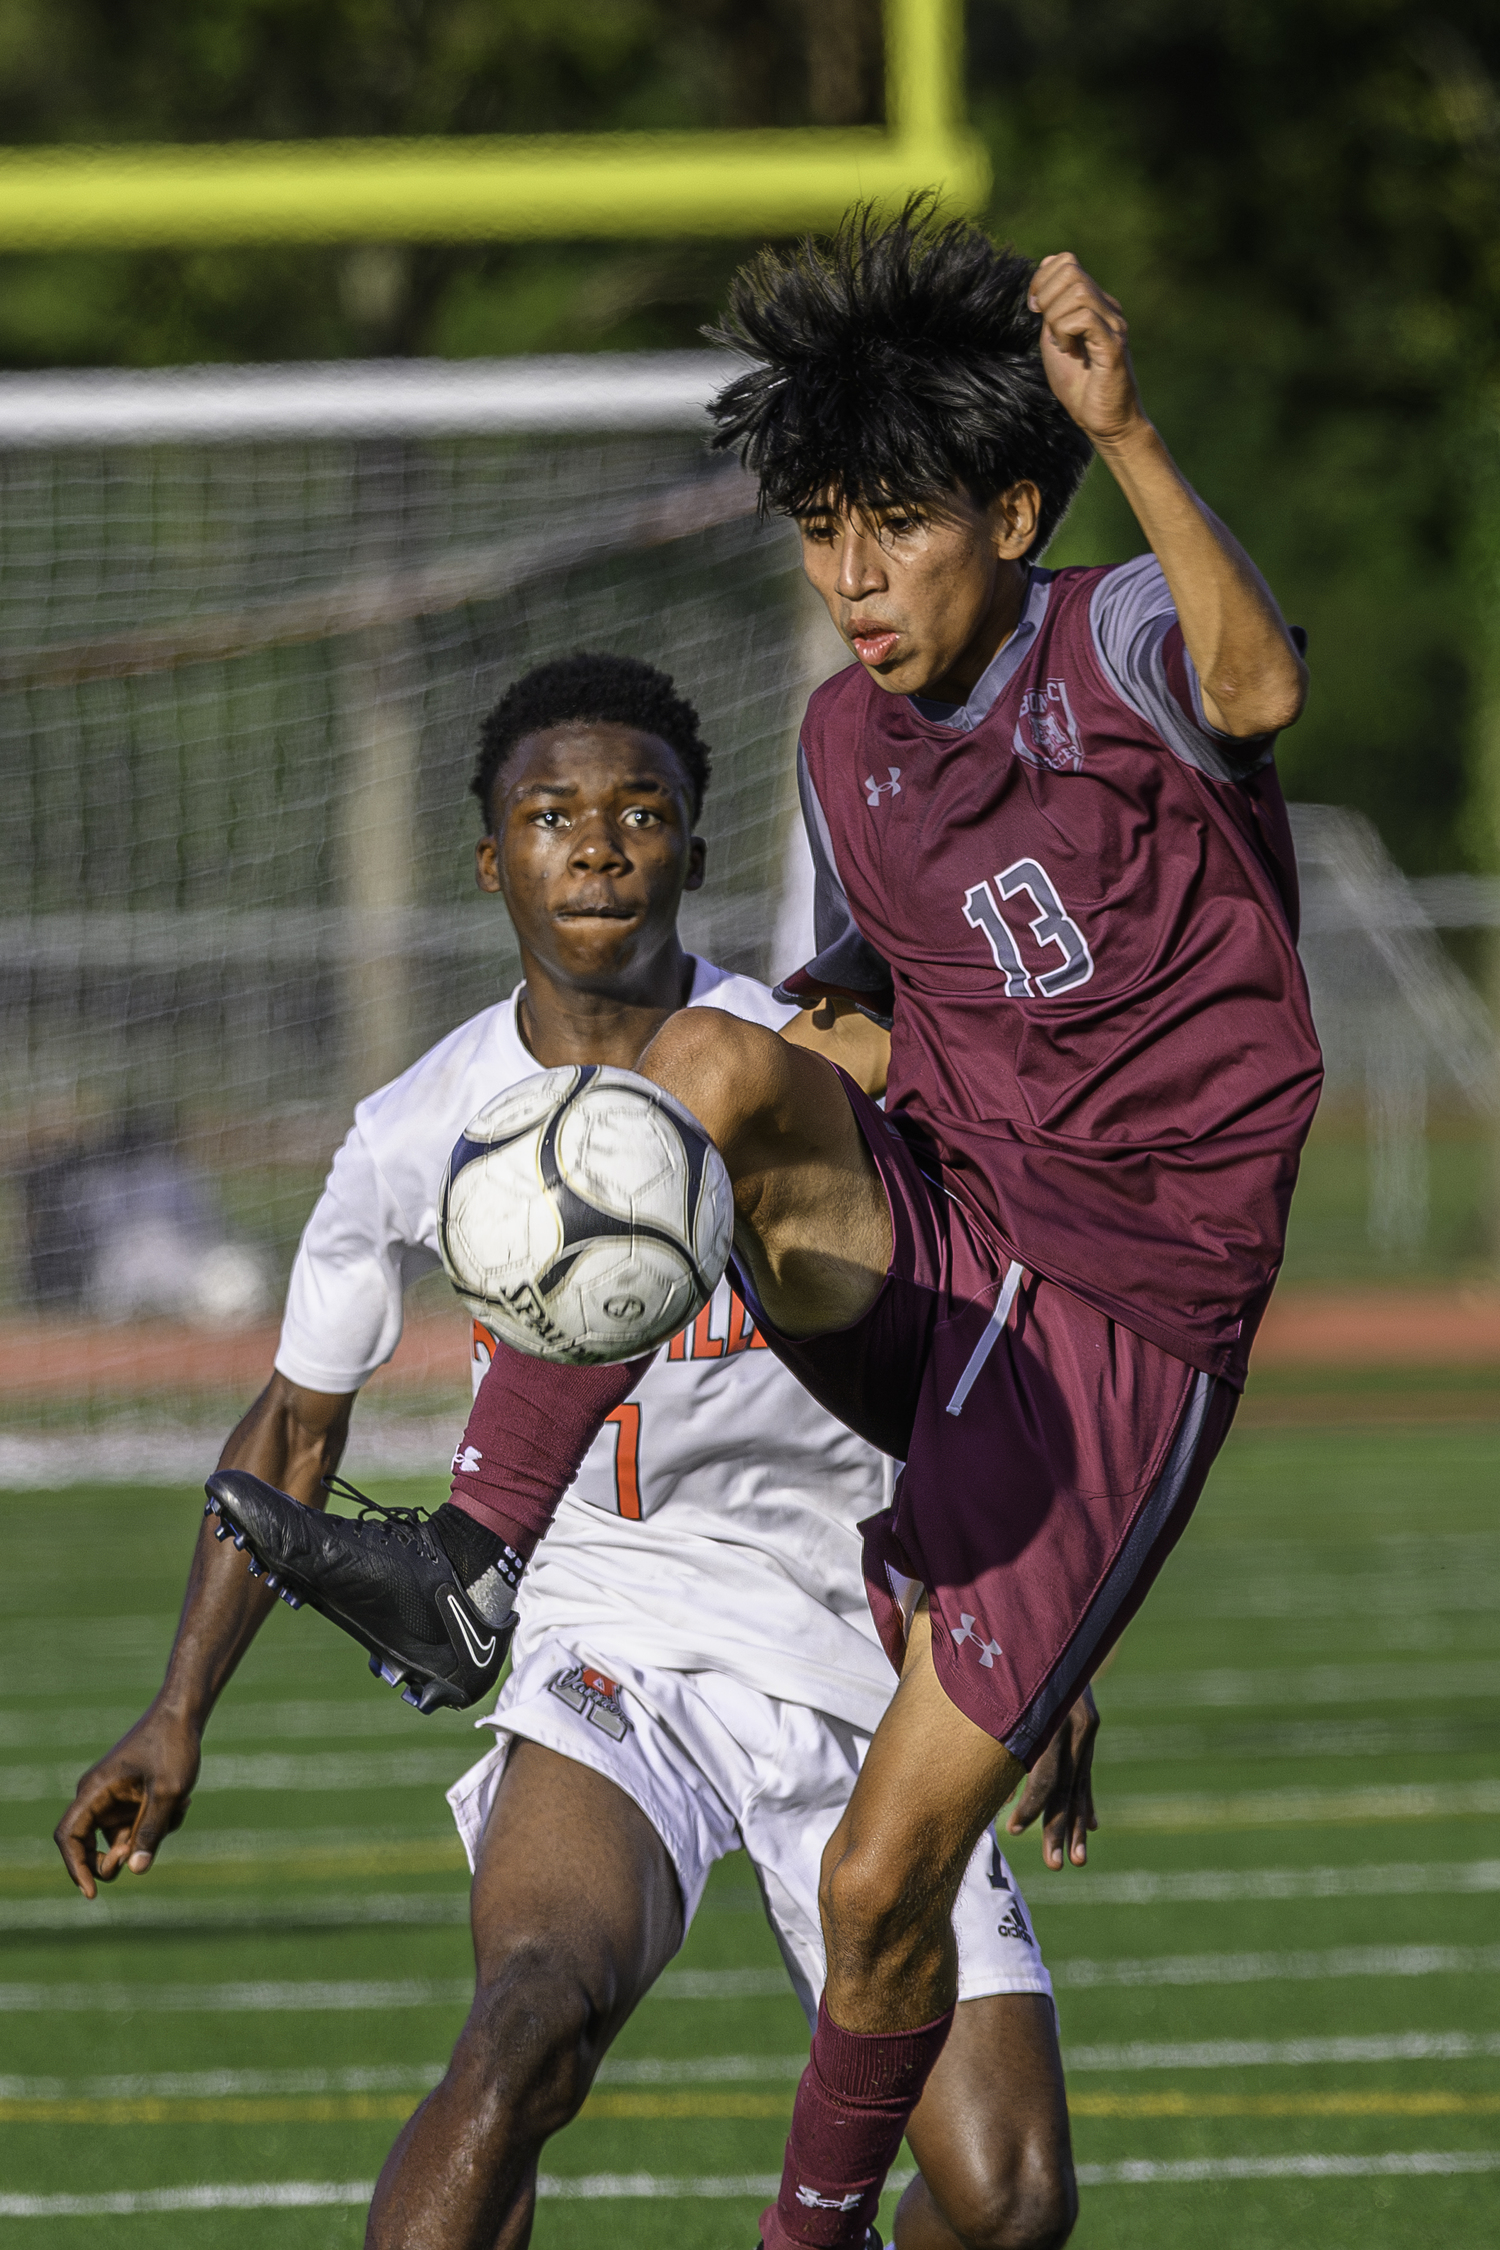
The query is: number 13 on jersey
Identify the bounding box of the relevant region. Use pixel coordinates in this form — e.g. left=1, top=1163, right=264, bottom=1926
left=963, top=856, right=1094, bottom=998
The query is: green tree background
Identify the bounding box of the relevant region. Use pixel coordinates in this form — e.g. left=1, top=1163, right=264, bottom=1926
left=0, top=0, right=1495, bottom=877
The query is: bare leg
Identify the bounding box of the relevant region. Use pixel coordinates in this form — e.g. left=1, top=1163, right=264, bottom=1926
left=819, top=1605, right=1025, bottom=2034
left=365, top=1741, right=683, bottom=2250
left=899, top=1996, right=1076, bottom=2250
left=636, top=1009, right=892, bottom=1336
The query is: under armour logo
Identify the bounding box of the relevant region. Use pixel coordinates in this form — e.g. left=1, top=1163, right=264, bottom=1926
left=952, top=1613, right=1002, bottom=1667
left=796, top=2187, right=864, bottom=2212
left=452, top=1443, right=483, bottom=1474
left=864, top=766, right=902, bottom=806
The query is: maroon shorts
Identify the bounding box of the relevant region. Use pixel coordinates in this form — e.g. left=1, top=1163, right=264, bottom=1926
left=740, top=1076, right=1237, bottom=1763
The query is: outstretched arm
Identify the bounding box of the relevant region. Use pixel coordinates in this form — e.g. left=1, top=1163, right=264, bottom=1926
left=54, top=1375, right=353, bottom=1896
left=1030, top=252, right=1306, bottom=740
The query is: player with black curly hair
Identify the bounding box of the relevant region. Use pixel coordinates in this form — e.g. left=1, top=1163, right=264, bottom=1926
left=59, top=650, right=1097, bottom=2250
left=708, top=199, right=1094, bottom=551
left=472, top=650, right=714, bottom=826
left=194, top=200, right=1323, bottom=2250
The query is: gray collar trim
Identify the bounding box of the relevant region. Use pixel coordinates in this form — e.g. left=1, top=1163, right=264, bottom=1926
left=907, top=569, right=1054, bottom=733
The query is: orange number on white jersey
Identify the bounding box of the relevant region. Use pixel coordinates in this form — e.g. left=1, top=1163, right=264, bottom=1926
left=603, top=1403, right=642, bottom=1519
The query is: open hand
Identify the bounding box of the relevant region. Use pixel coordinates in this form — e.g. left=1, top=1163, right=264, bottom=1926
left=54, top=1707, right=201, bottom=1899
left=1004, top=1685, right=1099, bottom=1869
left=1029, top=254, right=1144, bottom=452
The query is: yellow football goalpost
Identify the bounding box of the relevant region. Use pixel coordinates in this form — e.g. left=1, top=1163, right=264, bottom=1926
left=0, top=0, right=987, bottom=249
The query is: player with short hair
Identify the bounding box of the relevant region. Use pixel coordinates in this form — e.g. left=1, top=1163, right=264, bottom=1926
left=189, top=198, right=1324, bottom=2250
left=57, top=652, right=1098, bottom=2250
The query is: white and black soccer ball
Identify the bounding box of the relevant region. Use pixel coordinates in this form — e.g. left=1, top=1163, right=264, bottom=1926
left=438, top=1065, right=734, bottom=1366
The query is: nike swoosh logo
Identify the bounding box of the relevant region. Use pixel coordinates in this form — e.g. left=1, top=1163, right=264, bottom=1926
left=441, top=1588, right=497, bottom=1668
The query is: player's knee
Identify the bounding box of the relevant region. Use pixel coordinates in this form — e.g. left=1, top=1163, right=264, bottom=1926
left=819, top=1833, right=945, bottom=1987
left=939, top=2135, right=1078, bottom=2250
left=450, top=1943, right=599, bottom=2137
left=642, top=1005, right=778, bottom=1152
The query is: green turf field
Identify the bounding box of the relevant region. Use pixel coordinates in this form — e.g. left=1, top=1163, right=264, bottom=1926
left=3, top=1422, right=1498, bottom=2246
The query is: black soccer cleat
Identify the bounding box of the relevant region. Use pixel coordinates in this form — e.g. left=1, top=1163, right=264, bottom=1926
left=203, top=1469, right=516, bottom=1713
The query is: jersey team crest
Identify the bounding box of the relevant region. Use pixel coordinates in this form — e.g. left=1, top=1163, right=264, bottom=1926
left=1013, top=677, right=1083, bottom=772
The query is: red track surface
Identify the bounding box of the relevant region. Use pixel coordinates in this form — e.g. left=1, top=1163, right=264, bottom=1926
left=1253, top=1285, right=1500, bottom=1368
left=3, top=1287, right=1499, bottom=1403
left=0, top=1309, right=471, bottom=1402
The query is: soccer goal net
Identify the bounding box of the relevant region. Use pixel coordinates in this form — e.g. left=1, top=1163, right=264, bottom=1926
left=1, top=355, right=1494, bottom=1479
left=1289, top=804, right=1497, bottom=1269
left=1, top=354, right=834, bottom=1469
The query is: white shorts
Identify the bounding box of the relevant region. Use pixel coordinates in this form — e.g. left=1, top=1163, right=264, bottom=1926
left=447, top=1635, right=1053, bottom=2026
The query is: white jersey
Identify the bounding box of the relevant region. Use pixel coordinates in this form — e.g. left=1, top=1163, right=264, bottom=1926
left=276, top=960, right=897, bottom=1732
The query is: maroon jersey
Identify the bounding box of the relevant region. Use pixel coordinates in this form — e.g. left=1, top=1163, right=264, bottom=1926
left=778, top=556, right=1323, bottom=1386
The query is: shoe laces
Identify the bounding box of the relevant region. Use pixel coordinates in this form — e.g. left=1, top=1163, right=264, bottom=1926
left=321, top=1475, right=430, bottom=1543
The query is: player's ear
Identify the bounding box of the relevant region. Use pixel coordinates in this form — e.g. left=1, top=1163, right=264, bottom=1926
left=989, top=481, right=1041, bottom=560
left=684, top=836, right=707, bottom=893
left=475, top=835, right=502, bottom=893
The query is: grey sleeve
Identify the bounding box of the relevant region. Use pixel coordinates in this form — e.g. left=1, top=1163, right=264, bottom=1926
left=1090, top=554, right=1278, bottom=782
left=772, top=744, right=896, bottom=1028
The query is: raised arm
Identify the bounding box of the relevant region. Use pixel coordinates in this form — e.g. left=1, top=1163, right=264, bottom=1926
left=53, top=1375, right=353, bottom=1896
left=1029, top=253, right=1306, bottom=740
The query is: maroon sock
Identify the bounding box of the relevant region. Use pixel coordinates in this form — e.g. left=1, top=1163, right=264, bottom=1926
left=447, top=1338, right=653, bottom=1554
left=762, top=1999, right=954, bottom=2250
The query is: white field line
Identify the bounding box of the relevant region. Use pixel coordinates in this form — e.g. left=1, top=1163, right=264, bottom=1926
left=0, top=1967, right=792, bottom=2012
left=0, top=1700, right=442, bottom=1749
left=6, top=2155, right=1500, bottom=2215
left=11, top=2033, right=1500, bottom=2103
left=0, top=2062, right=449, bottom=2101
left=12, top=1652, right=1492, bottom=1712
left=0, top=1978, right=475, bottom=2013
left=19, top=1662, right=1500, bottom=1748
left=11, top=1856, right=1499, bottom=1935
left=653, top=1969, right=792, bottom=1999
left=597, top=2053, right=806, bottom=2084
left=8, top=1945, right=1500, bottom=2016
left=1107, top=1660, right=1500, bottom=1710
left=0, top=1893, right=470, bottom=1933
left=0, top=1750, right=468, bottom=1800
left=0, top=1422, right=468, bottom=1489
left=1073, top=2150, right=1500, bottom=2186
left=29, top=1726, right=1498, bottom=1787
left=20, top=2024, right=1500, bottom=2107
left=0, top=2182, right=378, bottom=2217
left=1053, top=1945, right=1500, bottom=1990
left=0, top=2056, right=808, bottom=2102
left=1028, top=1859, right=1500, bottom=1907
left=1104, top=1780, right=1500, bottom=1831
left=1101, top=1718, right=1493, bottom=1763
left=4, top=1776, right=1498, bottom=1831
left=536, top=2173, right=787, bottom=2200
left=11, top=1854, right=1500, bottom=1926
left=1065, top=2031, right=1500, bottom=2073
left=0, top=1824, right=459, bottom=1869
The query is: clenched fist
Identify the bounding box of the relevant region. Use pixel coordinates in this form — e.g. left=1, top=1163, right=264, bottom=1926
left=1029, top=253, right=1146, bottom=454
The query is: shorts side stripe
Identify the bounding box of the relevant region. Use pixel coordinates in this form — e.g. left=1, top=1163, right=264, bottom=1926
left=1004, top=1369, right=1214, bottom=1764
left=946, top=1262, right=1025, bottom=1417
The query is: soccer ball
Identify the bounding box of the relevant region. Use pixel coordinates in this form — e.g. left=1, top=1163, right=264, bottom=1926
left=438, top=1064, right=734, bottom=1366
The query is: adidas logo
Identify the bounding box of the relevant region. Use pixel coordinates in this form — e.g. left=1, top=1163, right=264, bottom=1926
left=996, top=1900, right=1034, bottom=1947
